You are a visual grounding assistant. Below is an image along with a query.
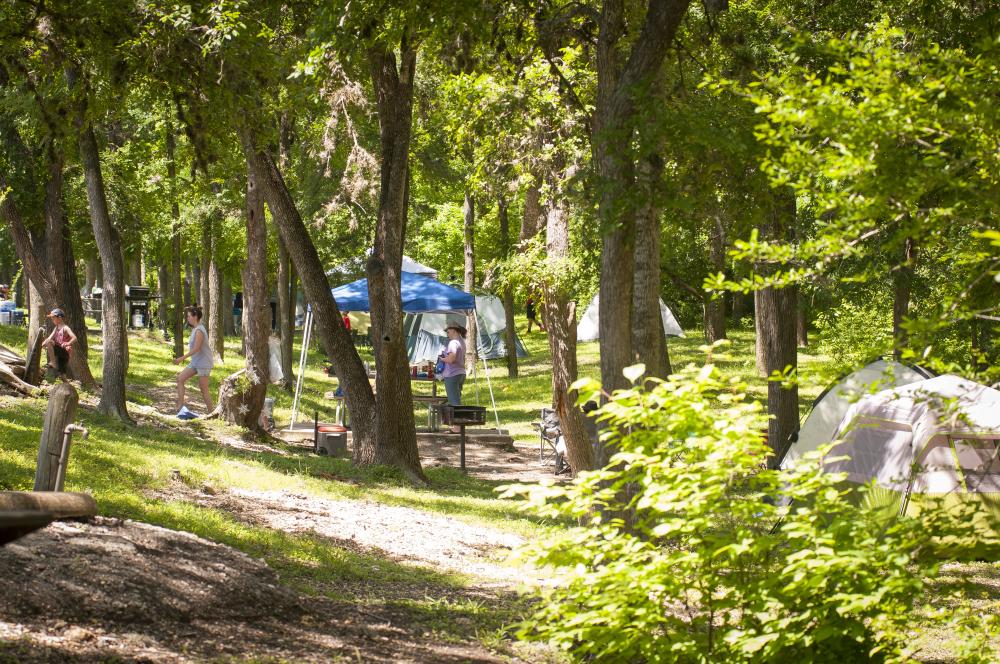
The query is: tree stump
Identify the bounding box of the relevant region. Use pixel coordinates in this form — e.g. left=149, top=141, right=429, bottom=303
left=34, top=383, right=79, bottom=491
left=209, top=369, right=265, bottom=429
left=23, top=328, right=45, bottom=386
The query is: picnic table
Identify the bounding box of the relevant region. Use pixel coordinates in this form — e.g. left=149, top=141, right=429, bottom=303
left=324, top=371, right=447, bottom=430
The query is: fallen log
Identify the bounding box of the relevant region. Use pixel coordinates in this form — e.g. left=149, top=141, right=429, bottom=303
left=0, top=342, right=25, bottom=367
left=0, top=491, right=97, bottom=519
left=0, top=361, right=38, bottom=396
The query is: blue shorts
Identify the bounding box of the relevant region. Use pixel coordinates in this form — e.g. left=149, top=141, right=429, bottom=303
left=189, top=365, right=212, bottom=377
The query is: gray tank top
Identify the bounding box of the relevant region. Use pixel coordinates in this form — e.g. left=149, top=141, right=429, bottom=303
left=188, top=324, right=214, bottom=369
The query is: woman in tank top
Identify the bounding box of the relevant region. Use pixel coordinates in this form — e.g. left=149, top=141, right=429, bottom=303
left=173, top=305, right=215, bottom=416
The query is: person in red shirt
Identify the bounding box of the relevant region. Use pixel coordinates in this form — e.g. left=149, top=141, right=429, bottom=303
left=342, top=312, right=351, bottom=331
left=42, top=308, right=77, bottom=381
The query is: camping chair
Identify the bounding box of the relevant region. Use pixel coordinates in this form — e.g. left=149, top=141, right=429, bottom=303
left=535, top=408, right=560, bottom=465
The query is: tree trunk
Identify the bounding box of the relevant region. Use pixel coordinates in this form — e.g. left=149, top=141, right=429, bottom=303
left=157, top=264, right=170, bottom=334
left=364, top=40, right=424, bottom=482
left=463, top=189, right=478, bottom=373
left=222, top=276, right=234, bottom=337
left=44, top=147, right=95, bottom=387
left=84, top=260, right=99, bottom=296
left=705, top=215, right=727, bottom=343
left=631, top=153, right=670, bottom=380
left=214, top=159, right=270, bottom=428
left=796, top=303, right=808, bottom=348
left=165, top=114, right=185, bottom=358
left=754, top=190, right=798, bottom=465
left=519, top=175, right=546, bottom=244
left=276, top=229, right=295, bottom=388
left=186, top=257, right=196, bottom=306
left=240, top=126, right=377, bottom=465
left=27, top=279, right=46, bottom=381
left=199, top=225, right=210, bottom=312
left=594, top=0, right=691, bottom=394
left=542, top=192, right=593, bottom=474
left=207, top=220, right=224, bottom=360
left=75, top=93, right=131, bottom=422
left=892, top=237, right=917, bottom=361
left=498, top=193, right=518, bottom=377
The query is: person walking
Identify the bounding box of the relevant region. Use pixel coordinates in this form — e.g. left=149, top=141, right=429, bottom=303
left=439, top=322, right=467, bottom=433
left=173, top=305, right=214, bottom=416
left=525, top=292, right=545, bottom=333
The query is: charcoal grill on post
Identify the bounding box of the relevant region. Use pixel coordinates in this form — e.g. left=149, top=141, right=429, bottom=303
left=436, top=405, right=486, bottom=471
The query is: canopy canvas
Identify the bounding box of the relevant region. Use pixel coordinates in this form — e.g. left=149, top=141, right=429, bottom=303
left=330, top=271, right=475, bottom=313
left=781, top=359, right=934, bottom=468
left=576, top=293, right=684, bottom=342
left=327, top=252, right=438, bottom=280
left=404, top=295, right=528, bottom=363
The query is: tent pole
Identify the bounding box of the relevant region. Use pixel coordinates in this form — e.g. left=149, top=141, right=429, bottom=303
left=288, top=307, right=312, bottom=431
left=483, top=355, right=500, bottom=430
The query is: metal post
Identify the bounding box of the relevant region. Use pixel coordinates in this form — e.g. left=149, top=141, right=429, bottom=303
left=288, top=307, right=312, bottom=431
left=460, top=424, right=466, bottom=471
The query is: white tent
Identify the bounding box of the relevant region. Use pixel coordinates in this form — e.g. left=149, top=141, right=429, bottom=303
left=405, top=295, right=528, bottom=363
left=326, top=252, right=438, bottom=280
left=576, top=293, right=684, bottom=342
left=781, top=359, right=933, bottom=468
left=823, top=375, right=1000, bottom=511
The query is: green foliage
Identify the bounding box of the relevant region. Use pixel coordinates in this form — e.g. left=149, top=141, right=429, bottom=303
left=813, top=295, right=894, bottom=374
left=503, top=360, right=990, bottom=663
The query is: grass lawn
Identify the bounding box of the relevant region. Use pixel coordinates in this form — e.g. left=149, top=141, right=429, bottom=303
left=0, top=319, right=995, bottom=660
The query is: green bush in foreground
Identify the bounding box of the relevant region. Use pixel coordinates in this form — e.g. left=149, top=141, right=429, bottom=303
left=503, top=363, right=991, bottom=663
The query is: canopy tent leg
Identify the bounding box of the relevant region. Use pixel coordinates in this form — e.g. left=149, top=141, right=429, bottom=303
left=287, top=307, right=313, bottom=431
left=483, top=355, right=500, bottom=430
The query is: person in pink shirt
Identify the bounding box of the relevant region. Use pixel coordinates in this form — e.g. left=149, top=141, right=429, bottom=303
left=42, top=308, right=77, bottom=381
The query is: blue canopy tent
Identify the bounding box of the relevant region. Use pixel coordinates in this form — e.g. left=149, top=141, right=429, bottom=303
left=289, top=272, right=499, bottom=430
left=329, top=271, right=476, bottom=313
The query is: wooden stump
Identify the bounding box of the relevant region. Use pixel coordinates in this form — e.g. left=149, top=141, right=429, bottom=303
left=24, top=328, right=45, bottom=386
left=33, top=383, right=79, bottom=491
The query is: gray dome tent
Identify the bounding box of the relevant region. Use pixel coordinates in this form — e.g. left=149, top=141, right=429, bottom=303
left=780, top=359, right=934, bottom=468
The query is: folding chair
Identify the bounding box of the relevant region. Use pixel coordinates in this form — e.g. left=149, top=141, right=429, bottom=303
left=536, top=407, right=559, bottom=465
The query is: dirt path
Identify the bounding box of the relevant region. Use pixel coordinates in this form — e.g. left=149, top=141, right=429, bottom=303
left=152, top=483, right=531, bottom=586
left=0, top=518, right=529, bottom=663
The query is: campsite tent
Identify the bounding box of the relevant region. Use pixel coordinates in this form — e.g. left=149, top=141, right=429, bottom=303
left=823, top=375, right=1000, bottom=510
left=327, top=252, right=438, bottom=280
left=404, top=295, right=528, bottom=363
left=576, top=293, right=684, bottom=342
left=289, top=272, right=477, bottom=429
left=329, top=271, right=475, bottom=312
left=781, top=359, right=934, bottom=468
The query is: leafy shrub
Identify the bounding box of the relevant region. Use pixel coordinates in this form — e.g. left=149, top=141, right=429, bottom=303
left=813, top=297, right=894, bottom=373
left=502, top=363, right=988, bottom=663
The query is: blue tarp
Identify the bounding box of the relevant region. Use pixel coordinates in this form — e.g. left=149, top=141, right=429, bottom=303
left=331, top=271, right=476, bottom=313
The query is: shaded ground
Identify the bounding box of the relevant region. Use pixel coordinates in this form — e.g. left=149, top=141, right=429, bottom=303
left=0, top=518, right=539, bottom=663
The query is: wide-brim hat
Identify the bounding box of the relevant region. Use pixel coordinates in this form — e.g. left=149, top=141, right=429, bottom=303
left=444, top=322, right=467, bottom=337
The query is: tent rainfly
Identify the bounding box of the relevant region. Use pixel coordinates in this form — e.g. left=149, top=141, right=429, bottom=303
left=781, top=359, right=934, bottom=468
left=405, top=294, right=528, bottom=363
left=819, top=375, right=1000, bottom=515
left=577, top=293, right=684, bottom=342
